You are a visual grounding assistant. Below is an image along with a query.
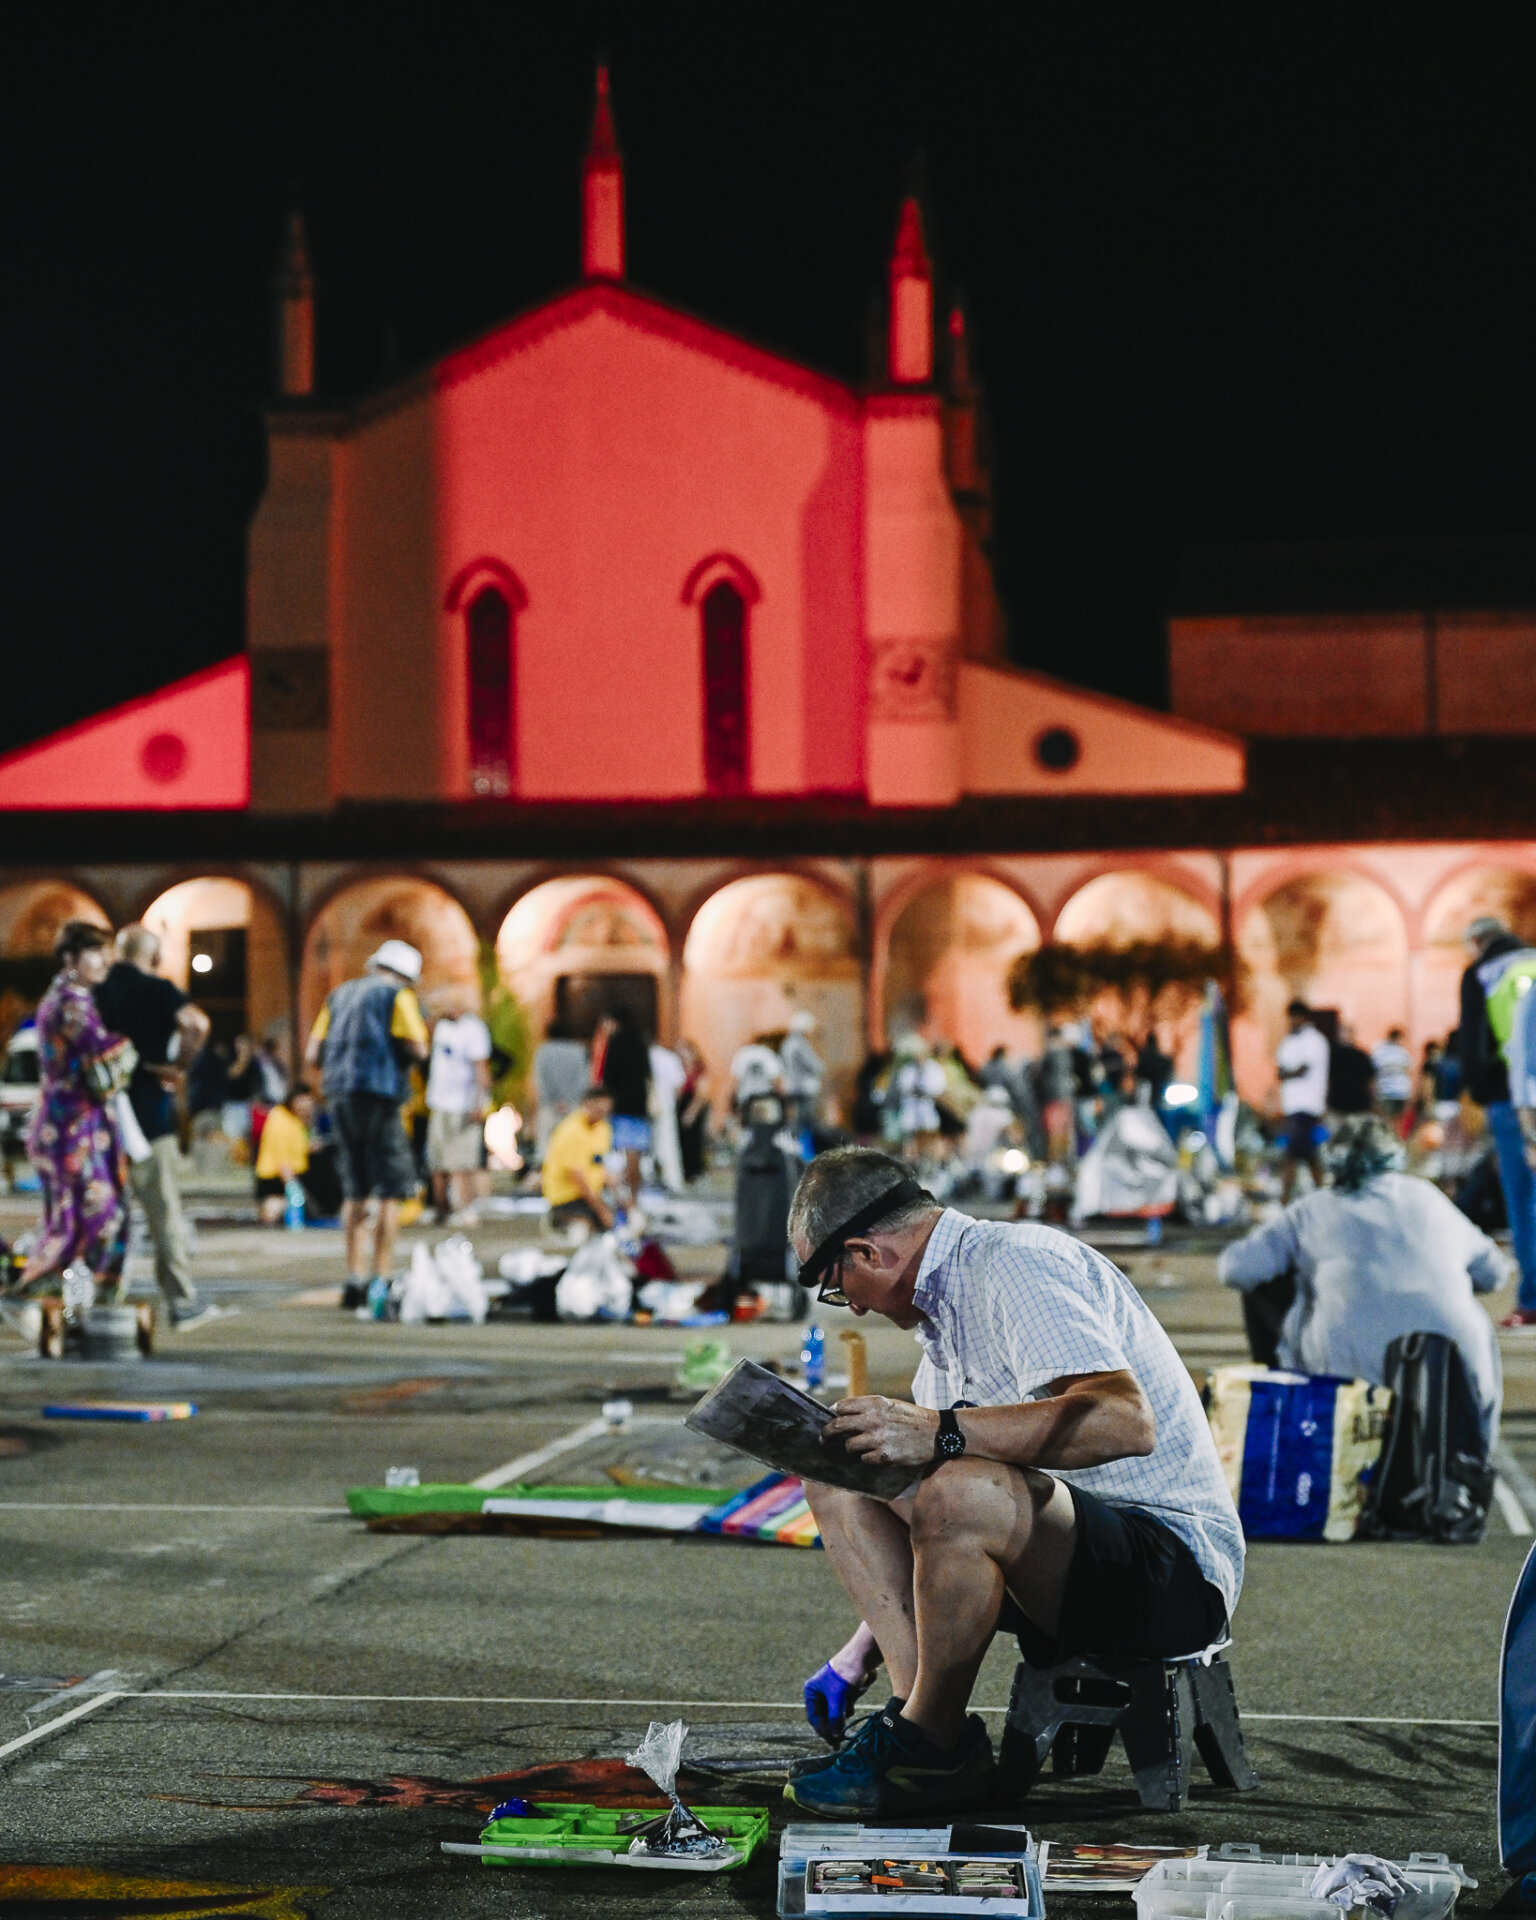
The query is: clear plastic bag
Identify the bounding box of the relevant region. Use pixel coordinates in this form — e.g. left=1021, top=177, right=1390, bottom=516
left=623, top=1720, right=727, bottom=1858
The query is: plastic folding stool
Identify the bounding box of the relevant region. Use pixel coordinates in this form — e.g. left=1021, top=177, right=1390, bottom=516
left=997, top=1640, right=1259, bottom=1812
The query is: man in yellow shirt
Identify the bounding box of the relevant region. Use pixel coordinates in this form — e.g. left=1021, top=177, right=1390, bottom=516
left=304, top=940, right=430, bottom=1306
left=542, top=1088, right=615, bottom=1231
left=255, top=1084, right=317, bottom=1224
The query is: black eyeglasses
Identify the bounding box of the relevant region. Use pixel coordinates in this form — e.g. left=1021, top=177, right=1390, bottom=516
left=816, top=1251, right=850, bottom=1308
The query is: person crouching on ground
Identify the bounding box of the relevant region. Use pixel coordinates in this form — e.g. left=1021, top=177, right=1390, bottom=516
left=541, top=1087, right=615, bottom=1233
left=783, top=1146, right=1243, bottom=1818
left=1218, top=1113, right=1506, bottom=1445
left=254, top=1083, right=317, bottom=1224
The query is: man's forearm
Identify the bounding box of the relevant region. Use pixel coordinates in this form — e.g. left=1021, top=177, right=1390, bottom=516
left=953, top=1383, right=1155, bottom=1470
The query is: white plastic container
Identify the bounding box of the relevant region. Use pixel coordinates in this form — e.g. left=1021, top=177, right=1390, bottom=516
left=1137, top=1855, right=1465, bottom=1920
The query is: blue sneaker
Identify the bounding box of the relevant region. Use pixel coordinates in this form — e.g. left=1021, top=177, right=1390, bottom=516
left=783, top=1697, right=996, bottom=1817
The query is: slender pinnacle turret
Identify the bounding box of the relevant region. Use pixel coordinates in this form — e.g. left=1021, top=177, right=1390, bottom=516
left=887, top=189, right=933, bottom=385
left=273, top=205, right=316, bottom=398
left=582, top=62, right=625, bottom=280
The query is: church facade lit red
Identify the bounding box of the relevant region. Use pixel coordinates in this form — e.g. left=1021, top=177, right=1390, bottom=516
left=3, top=67, right=1536, bottom=1113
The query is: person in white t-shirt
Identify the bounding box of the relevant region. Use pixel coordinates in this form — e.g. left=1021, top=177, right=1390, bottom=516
left=425, top=990, right=494, bottom=1223
left=731, top=1038, right=785, bottom=1114
left=1371, top=1027, right=1415, bottom=1120
left=648, top=1041, right=687, bottom=1190
left=1275, top=999, right=1331, bottom=1200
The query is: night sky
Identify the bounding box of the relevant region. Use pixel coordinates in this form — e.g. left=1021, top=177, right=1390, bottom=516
left=3, top=8, right=1534, bottom=758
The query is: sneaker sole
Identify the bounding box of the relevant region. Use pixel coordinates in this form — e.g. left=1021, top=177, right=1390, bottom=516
left=782, top=1763, right=996, bottom=1819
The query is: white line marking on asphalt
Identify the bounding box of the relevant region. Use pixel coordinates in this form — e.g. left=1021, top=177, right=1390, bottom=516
left=471, top=1413, right=681, bottom=1491
left=1495, top=1476, right=1534, bottom=1536
left=23, top=1669, right=125, bottom=1724
left=1494, top=1441, right=1536, bottom=1529
left=106, top=1690, right=1496, bottom=1727
left=0, top=1689, right=123, bottom=1761
left=0, top=1503, right=344, bottom=1515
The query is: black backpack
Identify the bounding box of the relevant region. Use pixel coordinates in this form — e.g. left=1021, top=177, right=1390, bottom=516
left=1359, top=1331, right=1494, bottom=1544
left=733, top=1115, right=793, bottom=1283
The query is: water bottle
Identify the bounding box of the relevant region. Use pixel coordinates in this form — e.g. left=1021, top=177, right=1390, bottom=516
left=1145, top=1214, right=1163, bottom=1247
left=283, top=1179, right=306, bottom=1231
left=366, top=1275, right=391, bottom=1320
left=802, top=1322, right=826, bottom=1391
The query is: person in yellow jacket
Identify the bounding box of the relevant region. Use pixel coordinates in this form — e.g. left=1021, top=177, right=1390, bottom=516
left=255, top=1084, right=317, bottom=1224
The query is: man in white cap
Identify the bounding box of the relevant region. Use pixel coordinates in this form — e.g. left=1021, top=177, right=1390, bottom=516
left=306, top=940, right=429, bottom=1306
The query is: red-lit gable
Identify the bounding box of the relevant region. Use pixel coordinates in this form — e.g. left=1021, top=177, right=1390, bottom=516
left=0, top=659, right=249, bottom=810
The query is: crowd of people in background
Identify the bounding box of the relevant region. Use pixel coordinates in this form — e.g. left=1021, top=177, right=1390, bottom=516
left=16, top=899, right=1536, bottom=1365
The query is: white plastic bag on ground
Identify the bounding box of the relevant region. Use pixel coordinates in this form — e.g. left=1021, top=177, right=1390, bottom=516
left=555, top=1232, right=634, bottom=1321
left=434, top=1234, right=488, bottom=1323
left=396, top=1243, right=448, bottom=1324
left=635, top=1279, right=706, bottom=1322
left=1073, top=1104, right=1179, bottom=1222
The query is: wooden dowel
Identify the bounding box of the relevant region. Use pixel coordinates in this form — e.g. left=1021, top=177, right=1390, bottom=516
left=839, top=1328, right=869, bottom=1398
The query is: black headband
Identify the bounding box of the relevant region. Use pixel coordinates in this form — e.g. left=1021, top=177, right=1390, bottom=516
left=797, top=1177, right=930, bottom=1288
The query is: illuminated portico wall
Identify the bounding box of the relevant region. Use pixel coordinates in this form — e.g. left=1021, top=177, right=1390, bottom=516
left=141, top=877, right=288, bottom=1048
left=300, top=876, right=479, bottom=1038
left=680, top=874, right=862, bottom=1115
left=880, top=872, right=1041, bottom=1059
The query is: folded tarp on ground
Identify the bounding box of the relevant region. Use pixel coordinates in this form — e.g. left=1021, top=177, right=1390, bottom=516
left=345, top=1473, right=820, bottom=1545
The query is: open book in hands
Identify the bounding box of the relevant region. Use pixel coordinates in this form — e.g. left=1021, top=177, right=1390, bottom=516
left=684, top=1359, right=919, bottom=1500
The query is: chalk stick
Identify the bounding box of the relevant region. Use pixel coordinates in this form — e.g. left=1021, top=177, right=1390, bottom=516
left=42, top=1403, right=197, bottom=1422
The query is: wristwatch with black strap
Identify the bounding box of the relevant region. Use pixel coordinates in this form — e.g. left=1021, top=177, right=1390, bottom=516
left=934, top=1407, right=967, bottom=1461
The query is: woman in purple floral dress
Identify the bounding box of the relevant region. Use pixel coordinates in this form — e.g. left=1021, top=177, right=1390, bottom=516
left=21, top=921, right=127, bottom=1291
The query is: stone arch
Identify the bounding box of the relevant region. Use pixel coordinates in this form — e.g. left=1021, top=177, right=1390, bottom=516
left=1419, top=860, right=1536, bottom=1046
left=301, top=875, right=479, bottom=1039
left=680, top=872, right=861, bottom=1113
left=0, top=879, right=110, bottom=958
left=1234, top=869, right=1410, bottom=1102
left=0, top=880, right=111, bottom=1035
left=495, top=874, right=671, bottom=1047
left=879, top=871, right=1042, bottom=1063
left=140, top=876, right=289, bottom=1056
left=1054, top=870, right=1221, bottom=948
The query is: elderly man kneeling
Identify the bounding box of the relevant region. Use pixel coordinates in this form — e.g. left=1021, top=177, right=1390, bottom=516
left=785, top=1147, right=1243, bottom=1819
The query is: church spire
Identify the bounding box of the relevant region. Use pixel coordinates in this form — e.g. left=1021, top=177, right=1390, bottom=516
left=273, top=203, right=315, bottom=398
left=582, top=61, right=625, bottom=281
left=886, top=177, right=933, bottom=386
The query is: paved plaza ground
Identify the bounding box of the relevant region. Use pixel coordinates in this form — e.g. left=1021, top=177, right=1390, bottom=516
left=0, top=1189, right=1531, bottom=1916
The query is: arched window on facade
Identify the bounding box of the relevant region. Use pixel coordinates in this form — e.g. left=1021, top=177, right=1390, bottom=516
left=702, top=580, right=748, bottom=795
left=466, top=586, right=513, bottom=796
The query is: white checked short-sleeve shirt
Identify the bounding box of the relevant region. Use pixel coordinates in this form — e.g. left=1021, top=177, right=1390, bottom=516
left=909, top=1210, right=1244, bottom=1616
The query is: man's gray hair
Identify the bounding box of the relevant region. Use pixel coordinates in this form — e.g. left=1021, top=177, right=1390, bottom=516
left=116, top=922, right=160, bottom=967
left=788, top=1147, right=938, bottom=1250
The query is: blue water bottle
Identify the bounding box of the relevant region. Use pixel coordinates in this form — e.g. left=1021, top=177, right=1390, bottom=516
left=802, top=1322, right=826, bottom=1391
left=1145, top=1214, right=1163, bottom=1247
left=366, top=1276, right=391, bottom=1320
left=283, top=1179, right=306, bottom=1231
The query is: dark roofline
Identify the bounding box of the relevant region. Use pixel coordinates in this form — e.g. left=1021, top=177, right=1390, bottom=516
left=5, top=737, right=1536, bottom=863
left=1173, top=537, right=1536, bottom=618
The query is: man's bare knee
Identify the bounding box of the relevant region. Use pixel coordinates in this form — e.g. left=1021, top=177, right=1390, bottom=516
left=910, top=1460, right=1053, bottom=1547
left=802, top=1478, right=878, bottom=1520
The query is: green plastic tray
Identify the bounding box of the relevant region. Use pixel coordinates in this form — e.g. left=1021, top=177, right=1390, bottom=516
left=457, top=1800, right=769, bottom=1872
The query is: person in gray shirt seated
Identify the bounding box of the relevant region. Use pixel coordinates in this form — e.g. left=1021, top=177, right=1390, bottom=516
left=1219, top=1114, right=1507, bottom=1443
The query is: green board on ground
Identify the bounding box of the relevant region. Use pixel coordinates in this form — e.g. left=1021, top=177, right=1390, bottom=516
left=345, top=1481, right=727, bottom=1519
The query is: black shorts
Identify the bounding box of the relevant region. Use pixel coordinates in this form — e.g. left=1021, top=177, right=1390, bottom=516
left=549, top=1196, right=606, bottom=1230
left=255, top=1175, right=285, bottom=1203
left=1284, top=1111, right=1322, bottom=1160
left=329, top=1093, right=417, bottom=1202
left=1000, top=1481, right=1228, bottom=1666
